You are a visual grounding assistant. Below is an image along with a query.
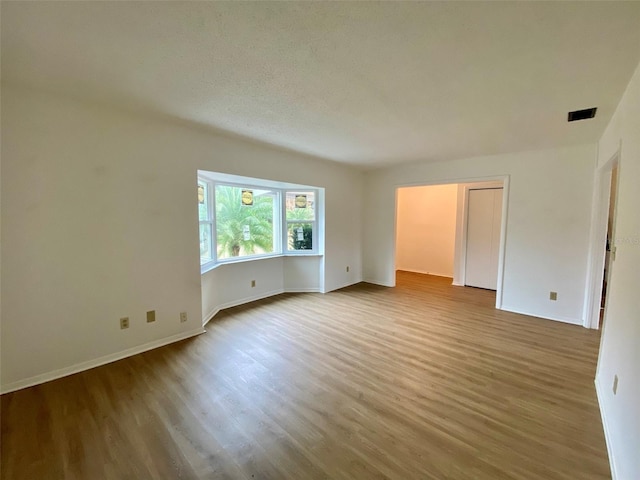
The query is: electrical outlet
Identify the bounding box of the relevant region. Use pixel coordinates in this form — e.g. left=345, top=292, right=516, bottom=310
left=146, top=310, right=156, bottom=323
left=346, top=266, right=350, bottom=273
left=613, top=375, right=619, bottom=395
left=251, top=280, right=256, bottom=288
left=180, top=312, right=188, bottom=323
left=549, top=291, right=558, bottom=301
left=120, top=317, right=129, bottom=329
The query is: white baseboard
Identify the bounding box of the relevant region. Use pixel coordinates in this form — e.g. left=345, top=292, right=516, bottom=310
left=202, top=307, right=221, bottom=326
left=324, top=280, right=362, bottom=293
left=217, top=288, right=286, bottom=311
left=595, top=377, right=618, bottom=480
left=203, top=287, right=328, bottom=325
left=396, top=268, right=454, bottom=279
left=284, top=287, right=321, bottom=293
left=204, top=282, right=354, bottom=325
left=362, top=277, right=395, bottom=287
left=0, top=327, right=206, bottom=394
left=203, top=288, right=286, bottom=326
left=500, top=305, right=582, bottom=326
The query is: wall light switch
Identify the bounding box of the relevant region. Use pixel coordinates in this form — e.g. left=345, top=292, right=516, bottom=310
left=146, top=310, right=156, bottom=323
left=550, top=291, right=558, bottom=301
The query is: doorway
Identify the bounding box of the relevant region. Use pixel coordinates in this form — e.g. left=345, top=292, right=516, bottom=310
left=600, top=165, right=618, bottom=327
left=465, top=187, right=504, bottom=290
left=395, top=184, right=458, bottom=279
left=394, top=178, right=508, bottom=307
left=584, top=153, right=620, bottom=330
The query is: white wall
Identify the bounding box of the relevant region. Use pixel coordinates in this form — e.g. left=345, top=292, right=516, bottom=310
left=201, top=255, right=322, bottom=323
left=363, top=144, right=596, bottom=325
left=452, top=181, right=505, bottom=287
left=283, top=256, right=322, bottom=292
left=201, top=257, right=285, bottom=323
left=395, top=184, right=457, bottom=277
left=595, top=61, right=640, bottom=480
left=0, top=85, right=363, bottom=392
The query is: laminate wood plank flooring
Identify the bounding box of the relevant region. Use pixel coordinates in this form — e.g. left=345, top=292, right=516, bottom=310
left=1, top=272, right=610, bottom=479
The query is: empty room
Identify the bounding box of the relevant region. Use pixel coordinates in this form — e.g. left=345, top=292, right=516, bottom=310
left=2, top=2, right=640, bottom=479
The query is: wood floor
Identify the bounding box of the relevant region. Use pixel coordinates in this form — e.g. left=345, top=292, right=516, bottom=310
left=1, top=272, right=610, bottom=479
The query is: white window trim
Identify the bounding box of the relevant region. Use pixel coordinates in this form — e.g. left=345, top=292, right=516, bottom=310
left=198, top=179, right=215, bottom=268
left=212, top=180, right=282, bottom=265
left=282, top=191, right=318, bottom=256
left=198, top=173, right=320, bottom=273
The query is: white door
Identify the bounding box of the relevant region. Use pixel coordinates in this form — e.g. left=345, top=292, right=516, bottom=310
left=465, top=188, right=503, bottom=290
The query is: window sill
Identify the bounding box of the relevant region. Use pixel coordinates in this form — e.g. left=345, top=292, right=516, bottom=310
left=201, top=253, right=323, bottom=275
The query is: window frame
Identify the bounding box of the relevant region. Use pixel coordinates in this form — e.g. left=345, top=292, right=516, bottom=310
left=198, top=179, right=215, bottom=266
left=198, top=174, right=319, bottom=272
left=282, top=190, right=318, bottom=255
left=213, top=181, right=282, bottom=263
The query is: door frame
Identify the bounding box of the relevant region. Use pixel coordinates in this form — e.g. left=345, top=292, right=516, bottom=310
left=394, top=175, right=509, bottom=309
left=583, top=148, right=620, bottom=329
left=453, top=182, right=505, bottom=294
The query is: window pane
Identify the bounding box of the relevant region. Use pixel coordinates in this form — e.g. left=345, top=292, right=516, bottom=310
left=215, top=185, right=276, bottom=259
left=286, top=192, right=315, bottom=221
left=198, top=182, right=209, bottom=221
left=199, top=223, right=212, bottom=264
left=288, top=223, right=313, bottom=251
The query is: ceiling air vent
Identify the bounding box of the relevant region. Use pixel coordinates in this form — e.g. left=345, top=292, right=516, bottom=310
left=568, top=107, right=597, bottom=122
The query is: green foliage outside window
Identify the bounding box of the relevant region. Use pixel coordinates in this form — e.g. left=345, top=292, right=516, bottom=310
left=289, top=223, right=313, bottom=250
left=215, top=185, right=275, bottom=259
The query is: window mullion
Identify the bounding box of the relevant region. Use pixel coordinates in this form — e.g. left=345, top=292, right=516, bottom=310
left=199, top=177, right=319, bottom=267
left=282, top=189, right=288, bottom=253
left=210, top=181, right=217, bottom=263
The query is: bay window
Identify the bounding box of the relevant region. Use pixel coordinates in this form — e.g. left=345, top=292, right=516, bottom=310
left=198, top=172, right=320, bottom=271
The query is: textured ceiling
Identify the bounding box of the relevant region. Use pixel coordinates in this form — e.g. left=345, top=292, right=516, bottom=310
left=3, top=1, right=640, bottom=168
